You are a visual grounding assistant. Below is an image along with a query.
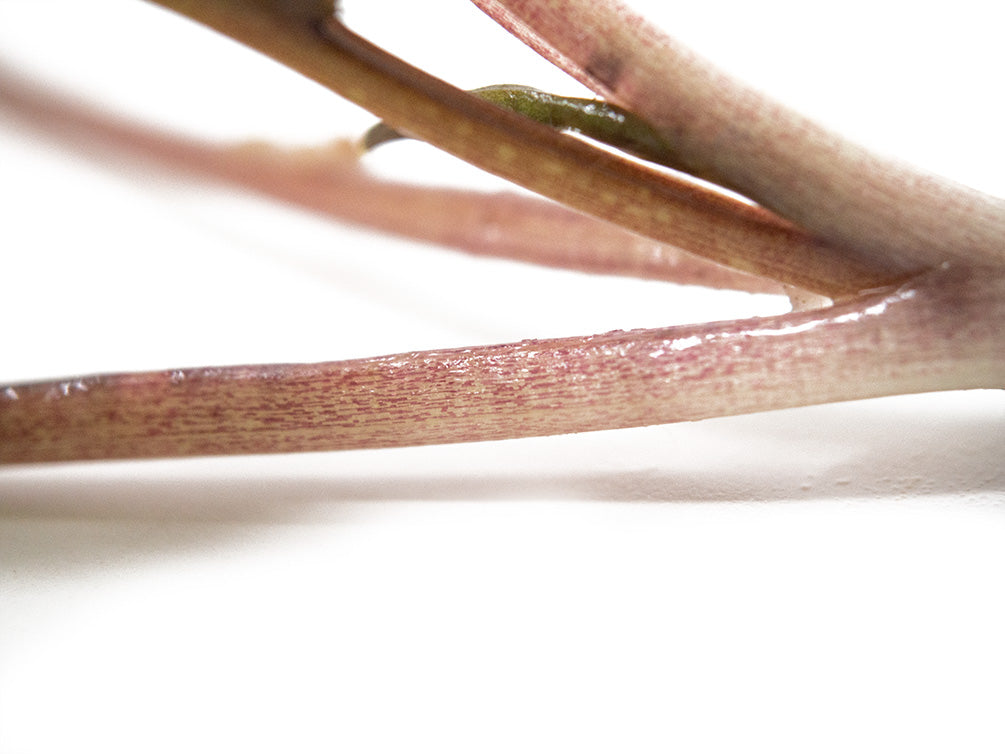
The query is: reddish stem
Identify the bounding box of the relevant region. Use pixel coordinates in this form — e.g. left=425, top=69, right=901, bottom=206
left=0, top=66, right=779, bottom=293
left=2, top=265, right=1000, bottom=464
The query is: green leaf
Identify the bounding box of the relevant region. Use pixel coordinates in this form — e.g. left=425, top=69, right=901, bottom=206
left=363, top=84, right=680, bottom=169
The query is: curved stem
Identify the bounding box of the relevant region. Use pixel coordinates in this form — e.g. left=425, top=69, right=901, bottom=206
left=144, top=0, right=904, bottom=296
left=470, top=0, right=1005, bottom=274
left=2, top=265, right=1000, bottom=464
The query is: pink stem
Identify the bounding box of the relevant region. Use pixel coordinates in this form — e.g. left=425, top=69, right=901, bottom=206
left=470, top=0, right=1005, bottom=274
left=0, top=66, right=778, bottom=293
left=2, top=265, right=1000, bottom=464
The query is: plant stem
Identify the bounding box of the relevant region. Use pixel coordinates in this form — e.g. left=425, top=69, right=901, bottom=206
left=143, top=0, right=903, bottom=296
left=470, top=0, right=1005, bottom=274
left=0, top=65, right=779, bottom=293
left=2, top=265, right=1000, bottom=464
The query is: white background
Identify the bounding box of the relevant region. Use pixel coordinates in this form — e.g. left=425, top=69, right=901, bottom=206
left=1, top=1, right=1003, bottom=751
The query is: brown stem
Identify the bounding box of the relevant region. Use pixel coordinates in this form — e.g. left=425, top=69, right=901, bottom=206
left=2, top=265, right=1000, bottom=464
left=143, top=0, right=903, bottom=296
left=470, top=0, right=1005, bottom=274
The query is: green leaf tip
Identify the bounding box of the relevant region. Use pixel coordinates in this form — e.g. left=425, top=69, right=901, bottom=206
left=361, top=84, right=682, bottom=170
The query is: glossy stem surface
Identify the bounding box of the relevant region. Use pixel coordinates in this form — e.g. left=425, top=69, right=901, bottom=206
left=2, top=266, right=1000, bottom=464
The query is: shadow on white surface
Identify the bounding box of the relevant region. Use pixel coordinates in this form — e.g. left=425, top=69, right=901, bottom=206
left=1, top=3, right=1003, bottom=751
left=3, top=395, right=1002, bottom=569
left=2, top=396, right=1003, bottom=754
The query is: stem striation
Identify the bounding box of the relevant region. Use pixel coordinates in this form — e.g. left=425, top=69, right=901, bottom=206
left=2, top=265, right=1001, bottom=464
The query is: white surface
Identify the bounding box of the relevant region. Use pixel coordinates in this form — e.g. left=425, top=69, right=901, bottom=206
left=1, top=1, right=1003, bottom=751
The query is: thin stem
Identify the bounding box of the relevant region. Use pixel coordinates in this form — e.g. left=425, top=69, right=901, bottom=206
left=144, top=0, right=904, bottom=296
left=2, top=265, right=1001, bottom=464
left=0, top=65, right=779, bottom=292
left=470, top=0, right=1005, bottom=274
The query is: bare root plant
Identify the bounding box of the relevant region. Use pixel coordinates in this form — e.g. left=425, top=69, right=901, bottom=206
left=1, top=0, right=1002, bottom=464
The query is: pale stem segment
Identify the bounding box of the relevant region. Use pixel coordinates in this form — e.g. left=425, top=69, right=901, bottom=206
left=2, top=265, right=1001, bottom=464
left=469, top=0, right=1005, bottom=274
left=143, top=0, right=904, bottom=297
